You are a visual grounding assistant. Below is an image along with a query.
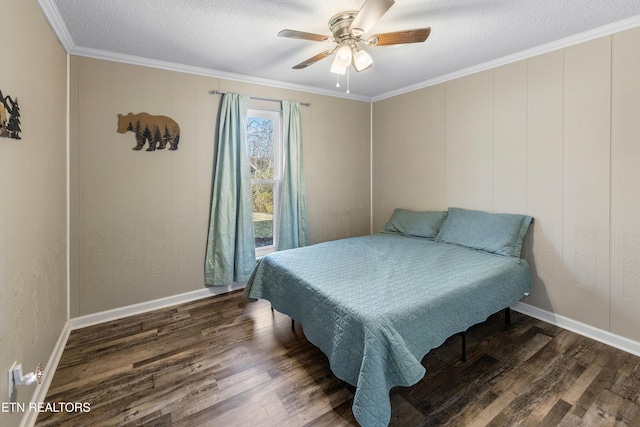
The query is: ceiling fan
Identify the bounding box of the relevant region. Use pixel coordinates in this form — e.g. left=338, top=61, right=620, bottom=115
left=278, top=0, right=431, bottom=74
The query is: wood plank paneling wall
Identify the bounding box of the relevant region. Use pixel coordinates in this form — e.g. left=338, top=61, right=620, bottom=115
left=0, top=1, right=68, bottom=424
left=611, top=28, right=640, bottom=340
left=372, top=27, right=640, bottom=343
left=561, top=37, right=611, bottom=330
left=526, top=49, right=564, bottom=315
left=70, top=58, right=371, bottom=316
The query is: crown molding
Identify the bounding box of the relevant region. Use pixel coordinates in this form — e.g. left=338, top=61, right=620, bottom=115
left=36, top=2, right=640, bottom=105
left=69, top=45, right=372, bottom=102
left=372, top=14, right=640, bottom=102
left=36, top=0, right=371, bottom=103
left=37, top=0, right=75, bottom=52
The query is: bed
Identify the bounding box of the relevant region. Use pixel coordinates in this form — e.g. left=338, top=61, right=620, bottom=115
left=244, top=207, right=533, bottom=427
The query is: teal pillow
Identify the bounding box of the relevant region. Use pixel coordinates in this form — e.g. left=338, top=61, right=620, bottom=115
left=381, top=209, right=448, bottom=239
left=435, top=207, right=532, bottom=258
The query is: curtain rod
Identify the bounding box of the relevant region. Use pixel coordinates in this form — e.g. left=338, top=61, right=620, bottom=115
left=208, top=90, right=310, bottom=107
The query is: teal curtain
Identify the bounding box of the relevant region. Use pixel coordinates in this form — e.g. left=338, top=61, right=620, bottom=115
left=278, top=101, right=308, bottom=250
left=205, top=93, right=256, bottom=286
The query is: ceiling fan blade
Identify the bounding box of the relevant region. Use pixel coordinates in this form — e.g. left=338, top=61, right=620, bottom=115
left=292, top=50, right=335, bottom=69
left=368, top=27, right=431, bottom=46
left=349, top=0, right=395, bottom=35
left=278, top=29, right=333, bottom=43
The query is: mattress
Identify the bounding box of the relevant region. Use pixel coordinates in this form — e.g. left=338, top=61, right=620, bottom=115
left=245, top=233, right=531, bottom=426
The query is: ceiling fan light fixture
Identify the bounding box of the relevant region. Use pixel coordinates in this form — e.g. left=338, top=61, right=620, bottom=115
left=334, top=45, right=352, bottom=66
left=353, top=48, right=373, bottom=72
left=331, top=62, right=347, bottom=75
left=331, top=44, right=352, bottom=74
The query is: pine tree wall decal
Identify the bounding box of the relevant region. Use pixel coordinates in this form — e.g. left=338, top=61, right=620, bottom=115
left=0, top=89, right=22, bottom=140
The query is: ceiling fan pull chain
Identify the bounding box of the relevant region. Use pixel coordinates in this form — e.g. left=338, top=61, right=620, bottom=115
left=336, top=74, right=340, bottom=88
left=346, top=67, right=351, bottom=94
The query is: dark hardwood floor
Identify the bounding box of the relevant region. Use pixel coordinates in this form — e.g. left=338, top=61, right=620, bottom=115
left=37, top=290, right=640, bottom=426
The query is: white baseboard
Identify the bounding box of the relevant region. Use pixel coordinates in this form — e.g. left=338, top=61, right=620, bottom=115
left=20, top=284, right=243, bottom=427
left=20, top=323, right=71, bottom=427
left=68, top=283, right=245, bottom=330
left=511, top=302, right=640, bottom=358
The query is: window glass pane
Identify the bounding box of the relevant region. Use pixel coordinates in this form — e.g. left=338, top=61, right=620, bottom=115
left=252, top=183, right=274, bottom=247
left=247, top=117, right=274, bottom=180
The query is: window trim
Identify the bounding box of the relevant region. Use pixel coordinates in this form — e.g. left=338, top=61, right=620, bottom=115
left=247, top=108, right=283, bottom=258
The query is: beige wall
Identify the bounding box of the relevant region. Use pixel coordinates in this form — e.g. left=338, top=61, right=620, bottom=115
left=70, top=57, right=371, bottom=316
left=372, top=27, right=640, bottom=343
left=12, top=6, right=640, bottom=417
left=0, top=0, right=68, bottom=425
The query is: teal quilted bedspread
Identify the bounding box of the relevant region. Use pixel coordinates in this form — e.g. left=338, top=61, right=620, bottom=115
left=244, top=234, right=531, bottom=426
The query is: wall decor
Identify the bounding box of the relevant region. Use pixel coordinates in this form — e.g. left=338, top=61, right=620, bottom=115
left=117, top=112, right=180, bottom=151
left=0, top=89, right=22, bottom=140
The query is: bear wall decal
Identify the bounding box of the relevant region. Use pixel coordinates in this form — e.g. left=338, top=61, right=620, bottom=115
left=117, top=112, right=180, bottom=151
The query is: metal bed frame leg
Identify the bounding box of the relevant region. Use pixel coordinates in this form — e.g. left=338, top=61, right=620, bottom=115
left=459, top=307, right=510, bottom=362
left=271, top=305, right=295, bottom=331
left=505, top=307, right=511, bottom=330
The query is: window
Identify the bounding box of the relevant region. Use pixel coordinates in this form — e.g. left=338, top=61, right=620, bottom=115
left=247, top=108, right=282, bottom=257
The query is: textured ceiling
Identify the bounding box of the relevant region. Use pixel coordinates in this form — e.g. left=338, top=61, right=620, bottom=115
left=42, top=0, right=640, bottom=100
